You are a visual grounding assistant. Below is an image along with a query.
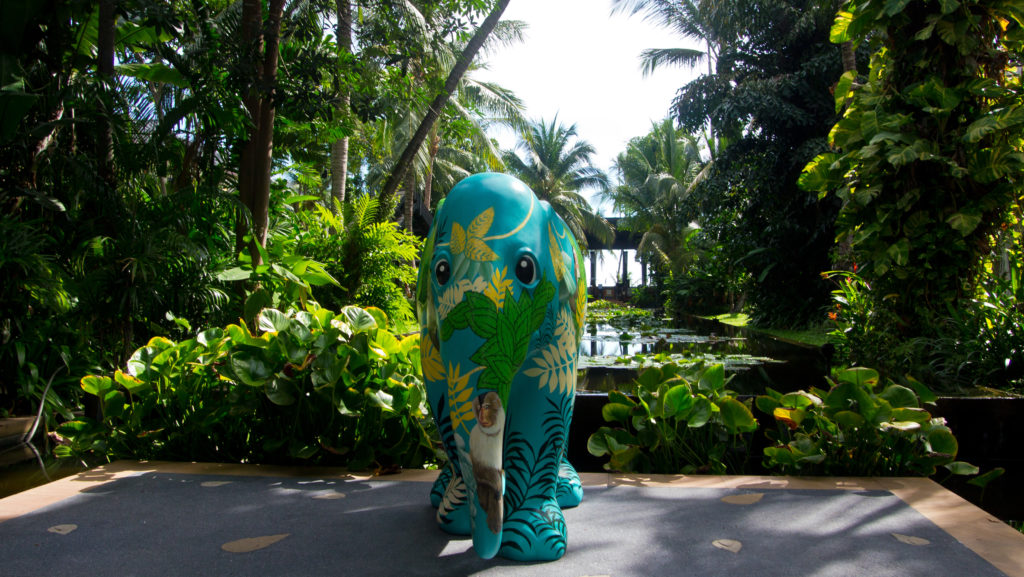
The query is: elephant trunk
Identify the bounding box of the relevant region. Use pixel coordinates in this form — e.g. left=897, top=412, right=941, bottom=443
left=459, top=390, right=506, bottom=559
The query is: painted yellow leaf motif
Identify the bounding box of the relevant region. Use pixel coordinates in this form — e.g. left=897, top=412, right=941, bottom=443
left=465, top=237, right=498, bottom=261
left=524, top=307, right=577, bottom=395
left=548, top=224, right=565, bottom=282
left=420, top=334, right=445, bottom=383
left=721, top=493, right=764, bottom=505
left=892, top=533, right=930, bottom=546
left=484, top=267, right=513, bottom=308
left=574, top=276, right=587, bottom=342
left=447, top=363, right=481, bottom=434
left=221, top=534, right=290, bottom=553
left=467, top=207, right=494, bottom=239
left=712, top=539, right=742, bottom=553
left=451, top=222, right=466, bottom=254
left=450, top=208, right=498, bottom=262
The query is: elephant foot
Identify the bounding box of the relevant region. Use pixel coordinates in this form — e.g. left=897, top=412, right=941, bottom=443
left=499, top=499, right=568, bottom=561
left=436, top=472, right=471, bottom=536
left=429, top=462, right=455, bottom=508
left=556, top=460, right=583, bottom=508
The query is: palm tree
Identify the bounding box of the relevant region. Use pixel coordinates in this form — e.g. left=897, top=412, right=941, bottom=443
left=503, top=117, right=614, bottom=250
left=604, top=119, right=703, bottom=270
left=610, top=0, right=730, bottom=77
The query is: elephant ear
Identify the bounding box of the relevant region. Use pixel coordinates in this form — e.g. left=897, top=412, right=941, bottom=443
left=546, top=209, right=576, bottom=302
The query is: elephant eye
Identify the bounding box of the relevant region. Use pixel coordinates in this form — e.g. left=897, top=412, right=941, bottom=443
left=435, top=258, right=451, bottom=286
left=515, top=254, right=537, bottom=285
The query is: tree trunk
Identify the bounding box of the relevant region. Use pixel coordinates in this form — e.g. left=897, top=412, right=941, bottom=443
left=330, top=0, right=353, bottom=215
left=423, top=128, right=439, bottom=214
left=237, top=0, right=285, bottom=266
left=375, top=0, right=511, bottom=223
left=96, top=0, right=116, bottom=185
left=403, top=170, right=416, bottom=232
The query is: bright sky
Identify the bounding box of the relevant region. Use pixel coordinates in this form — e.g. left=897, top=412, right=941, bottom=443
left=474, top=0, right=701, bottom=285
left=475, top=0, right=701, bottom=200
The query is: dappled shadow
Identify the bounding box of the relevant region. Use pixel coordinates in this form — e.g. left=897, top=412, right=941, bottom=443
left=0, top=472, right=1012, bottom=577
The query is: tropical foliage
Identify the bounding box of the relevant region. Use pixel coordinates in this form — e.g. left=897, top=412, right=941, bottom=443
left=757, top=367, right=979, bottom=477
left=504, top=117, right=615, bottom=249
left=801, top=0, right=1024, bottom=382
left=0, top=0, right=521, bottom=432
left=56, top=306, right=436, bottom=470
left=588, top=363, right=758, bottom=474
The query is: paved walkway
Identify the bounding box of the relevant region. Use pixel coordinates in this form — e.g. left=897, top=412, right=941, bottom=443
left=1, top=461, right=1022, bottom=576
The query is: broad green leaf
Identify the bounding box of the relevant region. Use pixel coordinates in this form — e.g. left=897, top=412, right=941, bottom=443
left=884, top=0, right=911, bottom=16
left=781, top=391, right=821, bottom=409
left=102, top=390, right=125, bottom=419
left=197, top=327, right=225, bottom=347
left=608, top=445, right=640, bottom=472
left=216, top=267, right=252, bottom=281
left=946, top=211, right=982, bottom=235
left=833, top=410, right=865, bottom=429
left=113, top=370, right=148, bottom=395
left=341, top=306, right=378, bottom=332
left=587, top=429, right=614, bottom=456
left=834, top=72, right=856, bottom=112
left=904, top=375, right=937, bottom=404
left=608, top=390, right=636, bottom=407
left=230, top=348, right=273, bottom=386
left=891, top=407, right=931, bottom=423
left=967, top=467, right=1005, bottom=488
left=663, top=384, right=695, bottom=417
left=943, top=461, right=979, bottom=476
left=880, top=384, right=919, bottom=408
left=830, top=11, right=854, bottom=43
left=719, top=398, right=757, bottom=433
left=258, top=309, right=291, bottom=334
left=697, top=364, right=725, bottom=394
left=881, top=420, right=921, bottom=432
left=601, top=402, right=632, bottom=423
left=265, top=378, right=296, bottom=406
left=686, top=396, right=712, bottom=428
left=773, top=407, right=806, bottom=429
left=926, top=428, right=958, bottom=456
left=755, top=395, right=781, bottom=416
left=80, top=375, right=113, bottom=396
left=836, top=367, right=879, bottom=389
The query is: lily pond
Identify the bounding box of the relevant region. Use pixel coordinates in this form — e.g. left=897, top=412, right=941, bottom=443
left=577, top=307, right=830, bottom=396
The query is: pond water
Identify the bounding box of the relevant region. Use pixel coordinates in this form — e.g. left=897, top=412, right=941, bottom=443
left=0, top=441, right=84, bottom=500
left=577, top=314, right=831, bottom=396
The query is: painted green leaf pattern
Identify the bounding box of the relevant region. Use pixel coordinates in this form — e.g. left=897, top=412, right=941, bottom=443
left=440, top=279, right=555, bottom=407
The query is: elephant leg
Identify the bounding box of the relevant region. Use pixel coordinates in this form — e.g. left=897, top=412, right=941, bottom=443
left=500, top=499, right=567, bottom=562
left=556, top=459, right=583, bottom=508
left=435, top=471, right=472, bottom=536
left=429, top=461, right=454, bottom=508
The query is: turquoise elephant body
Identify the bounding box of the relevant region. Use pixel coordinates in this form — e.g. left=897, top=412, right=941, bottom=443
left=416, top=173, right=586, bottom=561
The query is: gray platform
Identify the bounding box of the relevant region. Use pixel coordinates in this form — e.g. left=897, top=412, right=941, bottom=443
left=1, top=462, right=1022, bottom=577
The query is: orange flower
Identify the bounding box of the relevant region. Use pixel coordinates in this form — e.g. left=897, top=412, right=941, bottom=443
left=828, top=312, right=838, bottom=321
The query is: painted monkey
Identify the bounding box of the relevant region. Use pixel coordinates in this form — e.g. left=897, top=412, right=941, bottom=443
left=470, top=391, right=504, bottom=534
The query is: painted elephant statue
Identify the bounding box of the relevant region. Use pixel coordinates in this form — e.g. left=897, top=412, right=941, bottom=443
left=416, top=172, right=587, bottom=561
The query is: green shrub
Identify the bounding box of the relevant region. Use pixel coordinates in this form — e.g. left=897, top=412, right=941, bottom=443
left=588, top=363, right=758, bottom=474
left=756, top=367, right=973, bottom=477
left=55, top=305, right=437, bottom=471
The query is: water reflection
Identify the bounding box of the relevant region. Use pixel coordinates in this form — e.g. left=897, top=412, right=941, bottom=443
left=577, top=316, right=830, bottom=395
